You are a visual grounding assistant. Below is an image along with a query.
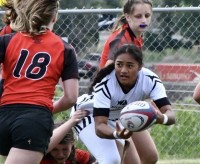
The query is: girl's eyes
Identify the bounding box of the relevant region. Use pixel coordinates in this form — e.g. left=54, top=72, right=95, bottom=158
left=135, top=15, right=142, bottom=19
left=128, top=65, right=134, bottom=68
left=116, top=63, right=134, bottom=68
left=145, top=14, right=151, bottom=18
left=52, top=149, right=58, bottom=152
left=117, top=63, right=123, bottom=67
left=134, top=14, right=151, bottom=19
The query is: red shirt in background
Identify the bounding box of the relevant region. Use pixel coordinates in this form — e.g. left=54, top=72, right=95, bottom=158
left=99, top=24, right=143, bottom=68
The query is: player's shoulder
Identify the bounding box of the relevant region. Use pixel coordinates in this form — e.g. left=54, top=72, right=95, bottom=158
left=48, top=31, right=64, bottom=43
left=95, top=70, right=114, bottom=87
left=76, top=148, right=89, bottom=154
left=139, top=67, right=161, bottom=85
left=93, top=71, right=115, bottom=100
left=56, top=36, right=75, bottom=53
left=140, top=67, right=159, bottom=77
left=75, top=149, right=90, bottom=160
left=0, top=32, right=16, bottom=47
left=106, top=26, right=124, bottom=42
left=0, top=25, right=15, bottom=35
left=50, top=33, right=76, bottom=55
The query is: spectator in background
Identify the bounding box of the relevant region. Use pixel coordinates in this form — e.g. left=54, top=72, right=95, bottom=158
left=99, top=0, right=153, bottom=68
left=41, top=125, right=97, bottom=164
left=0, top=0, right=79, bottom=164
left=193, top=82, right=200, bottom=104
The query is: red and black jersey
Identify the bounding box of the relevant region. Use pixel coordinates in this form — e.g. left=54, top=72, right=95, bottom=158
left=99, top=24, right=143, bottom=68
left=0, top=25, right=15, bottom=91
left=0, top=30, right=78, bottom=111
left=40, top=149, right=92, bottom=164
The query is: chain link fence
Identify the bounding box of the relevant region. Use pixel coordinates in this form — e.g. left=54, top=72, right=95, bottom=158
left=1, top=6, right=200, bottom=163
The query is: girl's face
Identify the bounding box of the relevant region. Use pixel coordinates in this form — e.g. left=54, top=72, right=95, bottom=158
left=125, top=3, right=152, bottom=37
left=115, top=53, right=141, bottom=91
left=50, top=142, right=73, bottom=164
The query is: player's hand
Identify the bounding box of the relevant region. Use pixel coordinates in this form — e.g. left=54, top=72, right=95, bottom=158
left=70, top=110, right=89, bottom=125
left=116, top=121, right=133, bottom=139
left=150, top=101, right=166, bottom=124
left=154, top=110, right=166, bottom=124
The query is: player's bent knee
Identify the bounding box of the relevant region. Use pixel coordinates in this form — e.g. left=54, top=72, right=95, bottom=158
left=141, top=152, right=158, bottom=164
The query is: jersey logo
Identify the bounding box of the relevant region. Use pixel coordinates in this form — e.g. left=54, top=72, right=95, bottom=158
left=110, top=100, right=127, bottom=111
left=117, top=100, right=127, bottom=105
left=27, top=139, right=31, bottom=145
left=94, top=80, right=111, bottom=99
left=146, top=75, right=162, bottom=91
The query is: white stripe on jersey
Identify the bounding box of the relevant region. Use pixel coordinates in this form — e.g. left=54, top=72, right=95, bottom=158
left=93, top=67, right=167, bottom=120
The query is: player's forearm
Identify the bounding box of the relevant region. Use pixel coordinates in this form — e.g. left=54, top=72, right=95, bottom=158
left=95, top=123, right=115, bottom=139
left=53, top=95, right=77, bottom=113
left=193, top=82, right=200, bottom=104
left=47, top=119, right=75, bottom=152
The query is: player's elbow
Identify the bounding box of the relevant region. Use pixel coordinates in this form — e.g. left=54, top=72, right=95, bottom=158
left=65, top=95, right=77, bottom=107
left=59, top=94, right=77, bottom=111
left=169, top=110, right=176, bottom=125
left=95, top=127, right=102, bottom=138
left=95, top=125, right=105, bottom=138
left=170, top=117, right=176, bottom=125
left=193, top=93, right=200, bottom=104
left=193, top=83, right=200, bottom=104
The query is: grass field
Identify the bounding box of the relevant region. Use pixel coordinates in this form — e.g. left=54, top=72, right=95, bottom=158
left=158, top=159, right=200, bottom=164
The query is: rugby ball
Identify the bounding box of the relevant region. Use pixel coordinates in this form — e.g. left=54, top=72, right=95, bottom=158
left=120, top=101, right=157, bottom=132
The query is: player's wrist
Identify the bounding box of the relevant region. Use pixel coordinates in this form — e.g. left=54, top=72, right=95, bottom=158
left=113, top=130, right=120, bottom=139
left=162, top=114, right=168, bottom=125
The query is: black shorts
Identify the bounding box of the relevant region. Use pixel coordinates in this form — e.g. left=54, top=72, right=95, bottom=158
left=0, top=104, right=54, bottom=156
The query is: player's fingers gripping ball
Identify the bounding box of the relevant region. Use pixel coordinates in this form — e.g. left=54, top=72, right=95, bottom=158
left=120, top=101, right=157, bottom=132
left=115, top=121, right=133, bottom=139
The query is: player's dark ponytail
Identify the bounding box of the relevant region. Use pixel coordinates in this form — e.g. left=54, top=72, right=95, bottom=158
left=88, top=63, right=114, bottom=94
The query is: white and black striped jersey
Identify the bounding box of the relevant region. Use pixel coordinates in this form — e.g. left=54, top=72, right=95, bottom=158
left=72, top=94, right=94, bottom=113
left=93, top=67, right=170, bottom=120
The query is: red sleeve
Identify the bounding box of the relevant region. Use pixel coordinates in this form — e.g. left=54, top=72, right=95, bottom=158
left=75, top=149, right=90, bottom=164
left=0, top=25, right=13, bottom=36
left=99, top=40, right=110, bottom=69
